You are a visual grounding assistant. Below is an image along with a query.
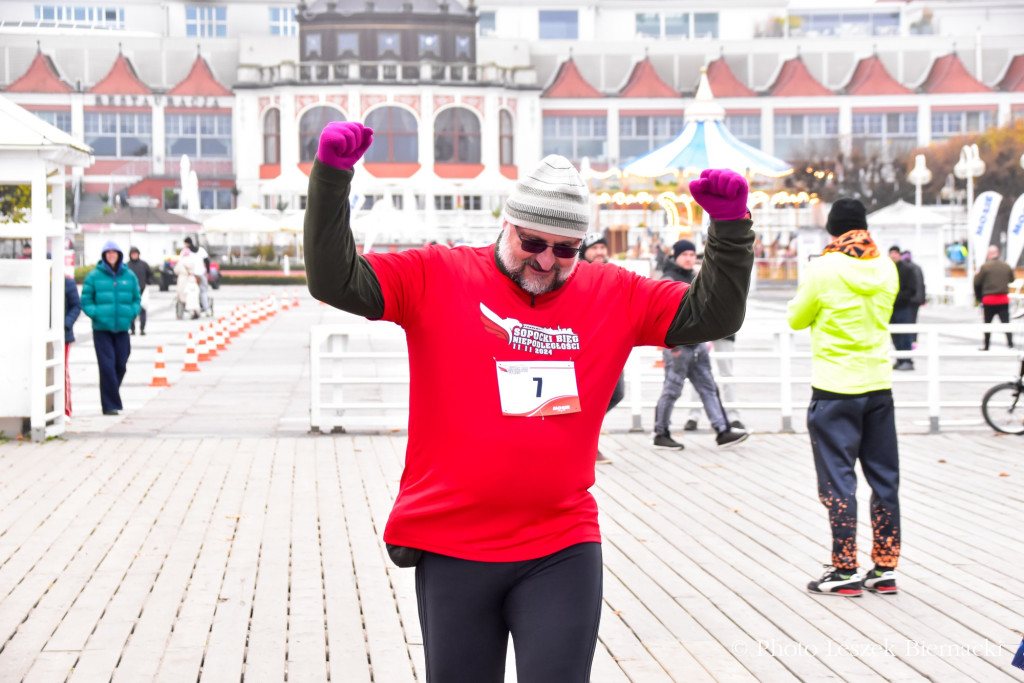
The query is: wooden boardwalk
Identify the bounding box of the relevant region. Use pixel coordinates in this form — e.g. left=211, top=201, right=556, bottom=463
left=1, top=430, right=1022, bottom=682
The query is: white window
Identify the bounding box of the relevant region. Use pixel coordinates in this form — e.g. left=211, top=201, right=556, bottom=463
left=269, top=7, right=297, bottom=36
left=419, top=34, right=439, bottom=58
left=84, top=112, right=152, bottom=157
left=455, top=35, right=471, bottom=59
left=852, top=112, right=917, bottom=158
left=478, top=11, right=496, bottom=36
left=542, top=115, right=607, bottom=163
left=166, top=113, right=232, bottom=158
left=773, top=113, right=839, bottom=160
left=34, top=5, right=124, bottom=28
left=931, top=111, right=994, bottom=139
left=619, top=115, right=683, bottom=161
left=539, top=10, right=578, bottom=40
left=724, top=115, right=761, bottom=149
left=186, top=5, right=227, bottom=38
left=30, top=110, right=72, bottom=133
left=378, top=33, right=400, bottom=57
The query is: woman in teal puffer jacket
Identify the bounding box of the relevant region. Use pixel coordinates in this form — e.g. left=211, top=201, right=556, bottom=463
left=81, top=240, right=141, bottom=415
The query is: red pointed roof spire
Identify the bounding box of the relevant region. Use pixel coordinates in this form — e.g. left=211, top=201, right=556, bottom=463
left=542, top=58, right=602, bottom=98
left=767, top=57, right=833, bottom=97
left=998, top=54, right=1024, bottom=92
left=168, top=54, right=233, bottom=97
left=5, top=48, right=73, bottom=93
left=88, top=50, right=151, bottom=95
left=619, top=57, right=678, bottom=98
left=919, top=53, right=991, bottom=94
left=705, top=57, right=755, bottom=98
left=843, top=55, right=912, bottom=96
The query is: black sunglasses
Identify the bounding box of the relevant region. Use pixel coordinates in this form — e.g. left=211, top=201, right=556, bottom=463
left=512, top=225, right=581, bottom=259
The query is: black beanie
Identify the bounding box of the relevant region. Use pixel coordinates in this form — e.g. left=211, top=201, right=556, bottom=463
left=672, top=239, right=696, bottom=259
left=826, top=198, right=868, bottom=236
left=581, top=232, right=607, bottom=260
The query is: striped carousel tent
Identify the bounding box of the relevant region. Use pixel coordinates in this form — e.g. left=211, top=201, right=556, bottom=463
left=622, top=69, right=792, bottom=180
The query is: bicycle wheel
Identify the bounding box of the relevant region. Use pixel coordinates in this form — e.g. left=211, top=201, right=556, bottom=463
left=981, top=383, right=1024, bottom=434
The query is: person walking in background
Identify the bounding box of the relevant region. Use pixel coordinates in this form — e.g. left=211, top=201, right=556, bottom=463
left=900, top=250, right=926, bottom=348
left=81, top=241, right=141, bottom=416
left=64, top=272, right=82, bottom=419
left=974, top=244, right=1015, bottom=350
left=181, top=236, right=210, bottom=313
left=683, top=332, right=745, bottom=432
left=652, top=239, right=748, bottom=450
left=888, top=245, right=919, bottom=370
left=304, top=121, right=754, bottom=681
left=581, top=231, right=621, bottom=464
left=126, top=246, right=156, bottom=335
left=788, top=198, right=901, bottom=597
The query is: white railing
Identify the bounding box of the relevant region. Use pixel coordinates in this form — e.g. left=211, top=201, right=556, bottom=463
left=309, top=322, right=1022, bottom=434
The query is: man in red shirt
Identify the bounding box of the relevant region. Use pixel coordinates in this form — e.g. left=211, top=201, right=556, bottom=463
left=305, top=122, right=754, bottom=682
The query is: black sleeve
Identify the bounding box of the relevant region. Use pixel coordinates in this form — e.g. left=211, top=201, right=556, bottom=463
left=664, top=217, right=754, bottom=346
left=303, top=159, right=385, bottom=319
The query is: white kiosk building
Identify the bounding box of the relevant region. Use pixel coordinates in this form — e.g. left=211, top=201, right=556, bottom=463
left=0, top=95, right=93, bottom=440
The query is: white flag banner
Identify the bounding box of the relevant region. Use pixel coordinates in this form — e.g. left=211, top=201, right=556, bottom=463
left=1006, top=193, right=1024, bottom=269
left=969, top=191, right=1003, bottom=272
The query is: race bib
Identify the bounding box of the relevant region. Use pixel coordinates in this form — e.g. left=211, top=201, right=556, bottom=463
left=495, top=360, right=581, bottom=417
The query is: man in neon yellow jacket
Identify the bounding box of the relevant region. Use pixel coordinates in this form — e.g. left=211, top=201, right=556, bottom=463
left=787, top=198, right=900, bottom=597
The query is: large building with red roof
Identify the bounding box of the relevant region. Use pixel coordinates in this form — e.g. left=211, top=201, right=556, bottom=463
left=2, top=0, right=1024, bottom=239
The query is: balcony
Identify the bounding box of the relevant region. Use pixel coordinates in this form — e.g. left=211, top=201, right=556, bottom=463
left=238, top=60, right=537, bottom=88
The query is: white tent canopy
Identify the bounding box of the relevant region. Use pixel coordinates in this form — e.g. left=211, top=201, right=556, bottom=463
left=260, top=165, right=311, bottom=197
left=866, top=199, right=949, bottom=227
left=622, top=69, right=791, bottom=180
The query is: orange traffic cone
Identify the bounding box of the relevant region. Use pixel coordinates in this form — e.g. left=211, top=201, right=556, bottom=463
left=214, top=319, right=227, bottom=350
left=292, top=289, right=300, bottom=307
left=205, top=323, right=218, bottom=358
left=149, top=346, right=171, bottom=387
left=196, top=326, right=211, bottom=362
left=280, top=291, right=290, bottom=310
left=183, top=333, right=200, bottom=372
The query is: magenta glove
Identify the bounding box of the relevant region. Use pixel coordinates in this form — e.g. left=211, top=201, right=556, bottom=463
left=317, top=121, right=374, bottom=170
left=689, top=169, right=749, bottom=221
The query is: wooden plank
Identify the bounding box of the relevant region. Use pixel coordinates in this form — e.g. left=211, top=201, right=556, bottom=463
left=243, top=439, right=294, bottom=683
left=0, top=438, right=131, bottom=598
left=200, top=437, right=275, bottom=682
left=604, top=434, right=914, bottom=681
left=153, top=439, right=250, bottom=683
left=112, top=439, right=233, bottom=682
left=20, top=651, right=77, bottom=683
left=670, top=436, right=1004, bottom=682
left=44, top=438, right=192, bottom=654
left=346, top=435, right=416, bottom=682
left=313, top=437, right=372, bottom=683
left=0, top=438, right=162, bottom=680
left=284, top=437, right=329, bottom=683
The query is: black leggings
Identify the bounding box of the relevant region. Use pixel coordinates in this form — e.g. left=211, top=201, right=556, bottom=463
left=415, top=542, right=602, bottom=683
left=982, top=303, right=1013, bottom=349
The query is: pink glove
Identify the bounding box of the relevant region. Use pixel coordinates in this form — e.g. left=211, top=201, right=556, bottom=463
left=689, top=169, right=749, bottom=221
left=317, top=122, right=374, bottom=170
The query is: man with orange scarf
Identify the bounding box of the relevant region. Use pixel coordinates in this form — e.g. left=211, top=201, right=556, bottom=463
left=787, top=198, right=901, bottom=597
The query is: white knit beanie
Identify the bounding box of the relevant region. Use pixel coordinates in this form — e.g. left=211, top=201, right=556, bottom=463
left=501, top=155, right=590, bottom=239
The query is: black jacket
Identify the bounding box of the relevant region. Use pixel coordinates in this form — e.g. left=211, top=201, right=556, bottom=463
left=126, top=258, right=156, bottom=294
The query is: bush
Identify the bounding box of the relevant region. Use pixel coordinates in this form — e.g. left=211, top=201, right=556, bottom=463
left=219, top=274, right=308, bottom=286
left=219, top=263, right=305, bottom=272
left=74, top=264, right=95, bottom=284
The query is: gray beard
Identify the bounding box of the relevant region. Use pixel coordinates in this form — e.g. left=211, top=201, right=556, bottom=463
left=496, top=227, right=577, bottom=296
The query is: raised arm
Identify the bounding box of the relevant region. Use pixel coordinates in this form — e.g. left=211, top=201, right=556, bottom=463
left=665, top=169, right=755, bottom=346
left=303, top=122, right=385, bottom=319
